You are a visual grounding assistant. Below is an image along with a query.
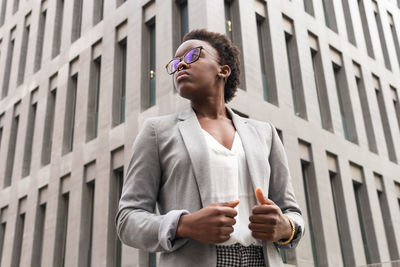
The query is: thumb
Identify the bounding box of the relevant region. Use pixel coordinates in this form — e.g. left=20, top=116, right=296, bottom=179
left=255, top=187, right=273, bottom=205
left=218, top=200, right=240, bottom=208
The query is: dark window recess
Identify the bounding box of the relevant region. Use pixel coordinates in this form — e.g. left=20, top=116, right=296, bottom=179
left=31, top=203, right=46, bottom=267
left=354, top=71, right=377, bottom=153
left=113, top=38, right=127, bottom=125
left=11, top=212, right=25, bottom=267
left=71, top=0, right=83, bottom=42
left=34, top=9, right=47, bottom=72
left=303, top=0, right=314, bottom=16
left=22, top=101, right=37, bottom=177
left=62, top=74, right=78, bottom=154
left=41, top=88, right=56, bottom=165
left=329, top=171, right=355, bottom=267
left=310, top=47, right=332, bottom=131
left=301, top=160, right=327, bottom=267
left=373, top=2, right=391, bottom=70
left=285, top=31, right=307, bottom=119
left=17, top=20, right=30, bottom=86
left=352, top=181, right=381, bottom=265
left=332, top=62, right=358, bottom=144
left=224, top=0, right=246, bottom=90
left=321, top=0, right=338, bottom=32
left=374, top=79, right=397, bottom=163
left=86, top=57, right=101, bottom=141
left=341, top=0, right=356, bottom=45
left=357, top=0, right=375, bottom=58
left=2, top=35, right=15, bottom=98
left=53, top=192, right=69, bottom=267
left=52, top=0, right=64, bottom=58
left=0, top=0, right=7, bottom=26
left=256, top=11, right=277, bottom=105
left=4, top=114, right=19, bottom=188
left=93, top=0, right=104, bottom=25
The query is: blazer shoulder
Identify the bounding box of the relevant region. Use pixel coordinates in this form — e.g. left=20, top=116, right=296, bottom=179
left=242, top=117, right=274, bottom=132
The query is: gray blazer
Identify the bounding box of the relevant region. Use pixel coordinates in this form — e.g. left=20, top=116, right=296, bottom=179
left=116, top=106, right=304, bottom=267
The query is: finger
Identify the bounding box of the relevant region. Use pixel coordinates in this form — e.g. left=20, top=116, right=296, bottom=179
left=218, top=200, right=240, bottom=208
left=219, top=226, right=234, bottom=235
left=252, top=204, right=279, bottom=215
left=255, top=188, right=274, bottom=205
left=217, top=207, right=238, bottom=218
left=251, top=231, right=273, bottom=241
left=249, top=214, right=278, bottom=224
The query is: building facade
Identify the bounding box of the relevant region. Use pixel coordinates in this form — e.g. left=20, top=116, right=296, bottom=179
left=0, top=0, right=399, bottom=266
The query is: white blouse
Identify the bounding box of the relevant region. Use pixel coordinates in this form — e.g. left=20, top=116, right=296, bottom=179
left=201, top=129, right=261, bottom=246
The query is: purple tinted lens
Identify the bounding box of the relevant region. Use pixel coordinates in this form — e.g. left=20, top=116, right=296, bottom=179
left=185, top=48, right=196, bottom=63
left=171, top=59, right=180, bottom=72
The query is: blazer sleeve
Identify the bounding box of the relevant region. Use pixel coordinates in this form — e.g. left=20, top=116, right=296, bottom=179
left=266, top=123, right=305, bottom=249
left=115, top=118, right=189, bottom=253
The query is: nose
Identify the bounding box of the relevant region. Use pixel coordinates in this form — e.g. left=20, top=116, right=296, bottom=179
left=176, top=59, right=188, bottom=72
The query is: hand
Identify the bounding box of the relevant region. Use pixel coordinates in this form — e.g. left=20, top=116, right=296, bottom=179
left=176, top=200, right=239, bottom=244
left=248, top=188, right=291, bottom=242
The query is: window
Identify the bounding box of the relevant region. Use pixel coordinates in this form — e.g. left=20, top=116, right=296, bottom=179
left=0, top=206, right=7, bottom=265
left=374, top=173, right=399, bottom=261
left=31, top=186, right=47, bottom=267
left=93, top=0, right=104, bottom=25
left=12, top=0, right=19, bottom=14
left=299, top=141, right=327, bottom=267
left=87, top=41, right=102, bottom=141
left=71, top=0, right=83, bottom=42
left=395, top=182, right=400, bottom=213
left=4, top=103, right=20, bottom=188
left=373, top=75, right=397, bottom=162
left=309, top=32, right=332, bottom=131
left=2, top=27, right=16, bottom=98
left=341, top=0, right=356, bottom=45
left=224, top=0, right=246, bottom=90
left=390, top=86, right=400, bottom=132
left=113, top=21, right=127, bottom=125
left=141, top=13, right=156, bottom=110
left=283, top=16, right=307, bottom=119
left=388, top=12, right=400, bottom=70
left=372, top=1, right=391, bottom=70
left=11, top=197, right=27, bottom=267
left=52, top=0, right=64, bottom=58
left=0, top=114, right=3, bottom=164
left=17, top=12, right=31, bottom=86
left=350, top=163, right=380, bottom=265
left=331, top=48, right=358, bottom=143
left=41, top=74, right=57, bottom=166
left=109, top=147, right=124, bottom=267
left=62, top=58, right=79, bottom=155
left=53, top=175, right=71, bottom=267
left=353, top=62, right=377, bottom=153
left=303, top=0, right=314, bottom=16
left=79, top=162, right=96, bottom=267
left=0, top=0, right=7, bottom=26
left=34, top=1, right=47, bottom=72
left=327, top=153, right=355, bottom=267
left=255, top=4, right=277, bottom=105
left=22, top=89, right=38, bottom=177
left=357, top=0, right=374, bottom=58
left=321, top=0, right=338, bottom=32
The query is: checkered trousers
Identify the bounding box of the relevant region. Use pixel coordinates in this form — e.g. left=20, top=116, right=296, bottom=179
left=216, top=243, right=266, bottom=267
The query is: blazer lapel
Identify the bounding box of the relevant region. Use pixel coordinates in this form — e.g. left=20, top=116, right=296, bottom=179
left=177, top=106, right=268, bottom=208
left=226, top=107, right=267, bottom=194
left=178, top=107, right=212, bottom=208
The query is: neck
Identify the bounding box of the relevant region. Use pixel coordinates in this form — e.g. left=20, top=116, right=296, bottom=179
left=191, top=97, right=228, bottom=120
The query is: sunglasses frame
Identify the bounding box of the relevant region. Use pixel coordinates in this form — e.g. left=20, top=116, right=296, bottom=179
left=165, top=46, right=204, bottom=75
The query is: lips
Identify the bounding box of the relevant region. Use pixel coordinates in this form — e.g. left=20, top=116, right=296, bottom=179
left=176, top=71, right=189, bottom=82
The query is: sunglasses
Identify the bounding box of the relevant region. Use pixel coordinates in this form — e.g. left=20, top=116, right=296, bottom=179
left=165, top=46, right=220, bottom=75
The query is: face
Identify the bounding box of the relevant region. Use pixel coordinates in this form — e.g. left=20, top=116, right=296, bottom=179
left=170, top=40, right=222, bottom=101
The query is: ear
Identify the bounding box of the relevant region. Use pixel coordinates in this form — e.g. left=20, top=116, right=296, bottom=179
left=218, top=65, right=231, bottom=79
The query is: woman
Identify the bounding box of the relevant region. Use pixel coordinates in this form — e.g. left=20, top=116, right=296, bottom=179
left=116, top=29, right=304, bottom=267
